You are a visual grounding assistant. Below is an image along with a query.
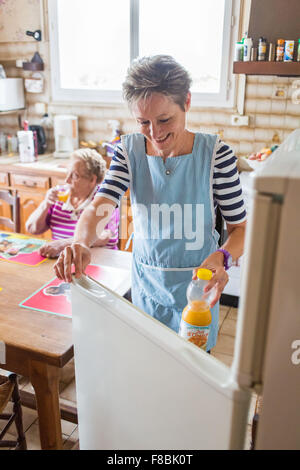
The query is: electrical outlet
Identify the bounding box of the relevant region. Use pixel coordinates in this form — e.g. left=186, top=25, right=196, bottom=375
left=231, top=114, right=249, bottom=126
left=272, top=85, right=287, bottom=100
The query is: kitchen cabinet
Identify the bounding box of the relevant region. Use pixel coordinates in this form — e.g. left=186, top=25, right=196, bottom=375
left=18, top=190, right=51, bottom=239
left=0, top=170, right=11, bottom=231
left=9, top=173, right=51, bottom=238
left=0, top=159, right=63, bottom=238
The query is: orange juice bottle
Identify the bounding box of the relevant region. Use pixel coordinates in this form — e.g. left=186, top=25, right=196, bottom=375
left=179, top=268, right=214, bottom=351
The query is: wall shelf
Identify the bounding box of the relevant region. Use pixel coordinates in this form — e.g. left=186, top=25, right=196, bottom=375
left=0, top=109, right=25, bottom=115
left=233, top=61, right=300, bottom=77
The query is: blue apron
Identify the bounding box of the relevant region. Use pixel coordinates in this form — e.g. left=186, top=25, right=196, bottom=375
left=122, top=132, right=220, bottom=351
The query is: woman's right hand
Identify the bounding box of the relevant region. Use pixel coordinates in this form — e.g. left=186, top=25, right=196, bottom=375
left=53, top=243, right=91, bottom=282
left=44, top=187, right=59, bottom=207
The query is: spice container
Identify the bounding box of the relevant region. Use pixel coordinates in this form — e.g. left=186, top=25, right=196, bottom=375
left=251, top=47, right=258, bottom=61
left=284, top=40, right=294, bottom=62
left=297, top=39, right=300, bottom=62
left=258, top=37, right=267, bottom=61
left=276, top=39, right=285, bottom=61
left=268, top=43, right=275, bottom=61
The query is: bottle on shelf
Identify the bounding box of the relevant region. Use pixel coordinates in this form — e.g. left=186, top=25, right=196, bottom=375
left=243, top=37, right=253, bottom=62
left=258, top=37, right=267, bottom=61
left=276, top=39, right=285, bottom=62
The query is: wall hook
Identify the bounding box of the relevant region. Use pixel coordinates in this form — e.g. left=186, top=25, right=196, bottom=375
left=26, top=29, right=42, bottom=41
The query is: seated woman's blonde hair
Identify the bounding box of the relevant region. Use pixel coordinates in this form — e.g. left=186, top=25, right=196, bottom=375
left=71, top=148, right=107, bottom=184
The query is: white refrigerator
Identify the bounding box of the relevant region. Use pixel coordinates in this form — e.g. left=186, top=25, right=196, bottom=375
left=71, top=130, right=300, bottom=450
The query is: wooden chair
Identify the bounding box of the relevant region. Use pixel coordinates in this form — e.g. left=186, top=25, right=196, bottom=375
left=0, top=190, right=20, bottom=233
left=0, top=373, right=27, bottom=450
left=250, top=394, right=263, bottom=450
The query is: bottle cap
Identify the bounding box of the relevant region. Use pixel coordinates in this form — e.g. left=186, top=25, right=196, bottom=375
left=197, top=268, right=213, bottom=281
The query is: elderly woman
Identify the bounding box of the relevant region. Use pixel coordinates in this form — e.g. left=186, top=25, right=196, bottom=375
left=54, top=55, right=246, bottom=352
left=26, top=148, right=120, bottom=257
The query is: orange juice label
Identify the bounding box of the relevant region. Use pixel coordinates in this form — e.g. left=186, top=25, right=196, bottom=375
left=179, top=320, right=210, bottom=351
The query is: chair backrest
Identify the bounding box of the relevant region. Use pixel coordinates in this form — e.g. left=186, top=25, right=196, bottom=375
left=0, top=375, right=14, bottom=414
left=0, top=190, right=20, bottom=233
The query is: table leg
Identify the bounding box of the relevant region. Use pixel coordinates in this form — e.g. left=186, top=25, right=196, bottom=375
left=29, top=360, right=63, bottom=450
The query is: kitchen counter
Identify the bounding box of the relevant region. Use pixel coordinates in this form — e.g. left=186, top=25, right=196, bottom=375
left=0, top=153, right=69, bottom=177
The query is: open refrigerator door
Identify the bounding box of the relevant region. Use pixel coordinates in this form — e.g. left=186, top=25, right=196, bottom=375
left=71, top=276, right=251, bottom=450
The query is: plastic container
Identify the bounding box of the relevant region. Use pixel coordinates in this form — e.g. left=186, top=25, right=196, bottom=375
left=297, top=39, right=300, bottom=62
left=235, top=41, right=244, bottom=61
left=17, top=129, right=36, bottom=163
left=284, top=40, right=294, bottom=62
left=179, top=268, right=216, bottom=351
left=243, top=38, right=253, bottom=62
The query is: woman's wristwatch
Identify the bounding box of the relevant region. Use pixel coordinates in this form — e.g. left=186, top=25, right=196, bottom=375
left=216, top=248, right=233, bottom=271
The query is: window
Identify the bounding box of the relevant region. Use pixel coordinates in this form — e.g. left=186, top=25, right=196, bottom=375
left=49, top=0, right=240, bottom=107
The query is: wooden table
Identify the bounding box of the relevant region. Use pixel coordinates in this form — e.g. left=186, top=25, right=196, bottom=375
left=0, top=247, right=131, bottom=450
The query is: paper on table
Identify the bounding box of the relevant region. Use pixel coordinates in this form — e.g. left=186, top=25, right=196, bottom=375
left=0, top=232, right=46, bottom=267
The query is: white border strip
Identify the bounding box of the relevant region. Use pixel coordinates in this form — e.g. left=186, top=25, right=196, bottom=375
left=0, top=340, right=6, bottom=364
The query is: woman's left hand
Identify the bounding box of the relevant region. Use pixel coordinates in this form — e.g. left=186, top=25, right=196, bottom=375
left=39, top=239, right=69, bottom=259
left=192, top=251, right=229, bottom=308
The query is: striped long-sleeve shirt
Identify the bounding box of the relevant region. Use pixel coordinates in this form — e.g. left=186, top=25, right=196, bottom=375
left=97, top=139, right=247, bottom=225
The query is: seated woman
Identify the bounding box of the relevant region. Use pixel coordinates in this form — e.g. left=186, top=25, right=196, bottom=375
left=26, top=148, right=120, bottom=257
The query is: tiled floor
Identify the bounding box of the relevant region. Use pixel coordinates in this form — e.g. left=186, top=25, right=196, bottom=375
left=0, top=305, right=256, bottom=450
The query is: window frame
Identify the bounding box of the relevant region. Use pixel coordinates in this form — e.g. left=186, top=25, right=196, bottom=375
left=49, top=0, right=240, bottom=108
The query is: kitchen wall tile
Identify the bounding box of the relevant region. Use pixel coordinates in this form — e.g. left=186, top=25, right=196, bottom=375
left=273, top=75, right=290, bottom=86
left=255, top=83, right=273, bottom=99
left=254, top=128, right=273, bottom=144
left=269, top=114, right=285, bottom=129
left=255, top=99, right=272, bottom=114
left=286, top=100, right=300, bottom=116
left=284, top=115, right=300, bottom=130
left=245, top=83, right=258, bottom=99
left=258, top=76, right=274, bottom=84
left=244, top=98, right=257, bottom=114
left=239, top=141, right=255, bottom=155
left=246, top=75, right=259, bottom=84
left=254, top=113, right=271, bottom=128
left=270, top=99, right=287, bottom=115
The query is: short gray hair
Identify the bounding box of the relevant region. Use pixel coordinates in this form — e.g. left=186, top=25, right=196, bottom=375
left=122, top=55, right=192, bottom=111
left=71, top=148, right=107, bottom=184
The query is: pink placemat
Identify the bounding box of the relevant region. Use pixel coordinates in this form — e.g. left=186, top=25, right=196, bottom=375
left=19, top=264, right=129, bottom=318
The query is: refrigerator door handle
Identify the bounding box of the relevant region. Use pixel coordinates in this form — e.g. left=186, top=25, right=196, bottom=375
left=230, top=191, right=282, bottom=388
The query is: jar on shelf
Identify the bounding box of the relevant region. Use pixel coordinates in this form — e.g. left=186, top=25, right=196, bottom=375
left=276, top=39, right=285, bottom=62
left=258, top=37, right=267, bottom=61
